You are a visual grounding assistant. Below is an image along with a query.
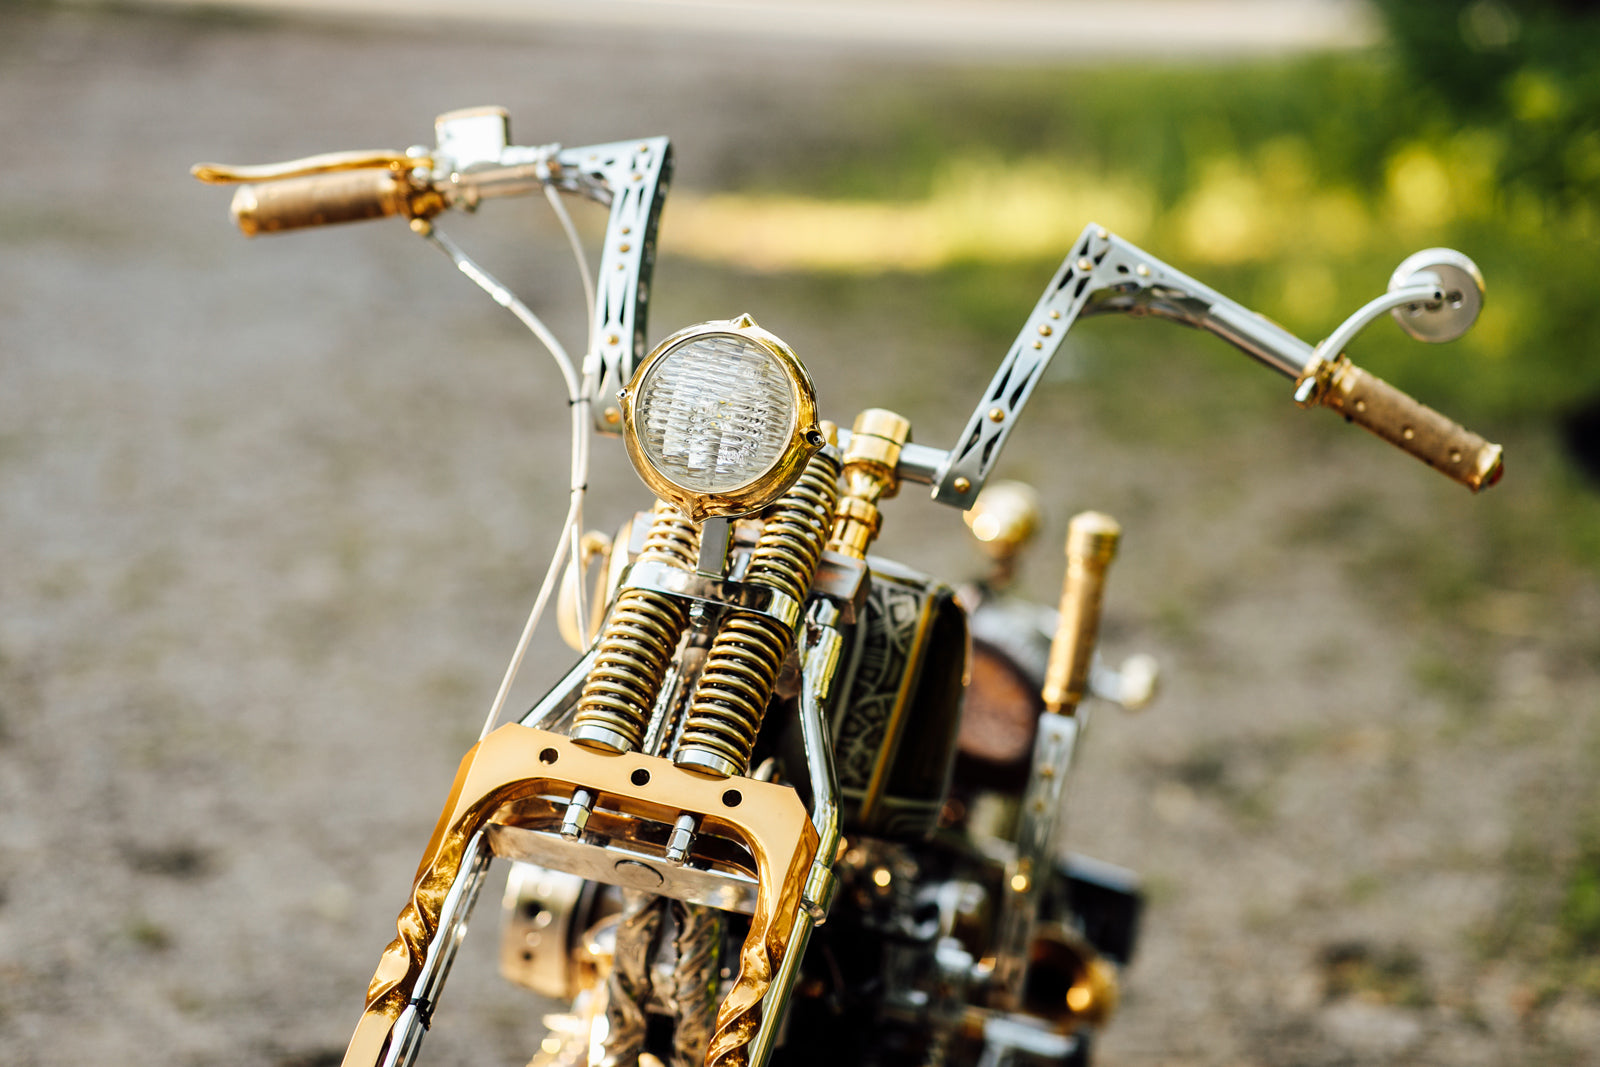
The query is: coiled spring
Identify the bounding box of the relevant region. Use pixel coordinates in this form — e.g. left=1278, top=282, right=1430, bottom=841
left=570, top=502, right=700, bottom=753
left=675, top=449, right=842, bottom=777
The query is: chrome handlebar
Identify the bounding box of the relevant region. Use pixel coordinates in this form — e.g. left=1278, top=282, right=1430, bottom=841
left=932, top=224, right=1502, bottom=504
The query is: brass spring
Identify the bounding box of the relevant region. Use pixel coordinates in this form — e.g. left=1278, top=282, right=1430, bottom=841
left=571, top=502, right=700, bottom=753
left=744, top=450, right=841, bottom=602
left=675, top=450, right=841, bottom=777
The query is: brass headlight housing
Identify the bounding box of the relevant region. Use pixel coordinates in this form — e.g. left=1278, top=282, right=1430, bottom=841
left=620, top=314, right=822, bottom=522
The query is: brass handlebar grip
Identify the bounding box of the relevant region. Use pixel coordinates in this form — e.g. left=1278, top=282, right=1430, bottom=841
left=1041, top=511, right=1122, bottom=715
left=1310, top=354, right=1504, bottom=492
left=228, top=169, right=411, bottom=236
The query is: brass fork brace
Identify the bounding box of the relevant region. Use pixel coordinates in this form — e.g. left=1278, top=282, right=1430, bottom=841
left=340, top=594, right=846, bottom=1067
left=341, top=725, right=818, bottom=1067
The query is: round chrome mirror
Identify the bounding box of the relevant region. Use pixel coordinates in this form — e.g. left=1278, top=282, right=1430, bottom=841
left=1387, top=248, right=1485, bottom=344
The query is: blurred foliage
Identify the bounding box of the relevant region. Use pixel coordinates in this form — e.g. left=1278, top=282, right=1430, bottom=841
left=1377, top=0, right=1600, bottom=206
left=673, top=8, right=1600, bottom=429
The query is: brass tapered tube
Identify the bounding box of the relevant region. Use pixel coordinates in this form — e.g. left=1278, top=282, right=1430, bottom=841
left=1042, top=511, right=1121, bottom=715
left=571, top=502, right=700, bottom=752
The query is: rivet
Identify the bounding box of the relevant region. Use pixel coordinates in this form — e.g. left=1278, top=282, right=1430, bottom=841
left=619, top=243, right=631, bottom=253
left=1039, top=324, right=1053, bottom=336
left=604, top=407, right=622, bottom=425
left=1096, top=226, right=1109, bottom=240
left=1402, top=426, right=1415, bottom=440
left=988, top=407, right=1005, bottom=423
left=1136, top=264, right=1150, bottom=277
left=606, top=333, right=620, bottom=345
left=1077, top=256, right=1093, bottom=272
left=1050, top=310, right=1060, bottom=319
left=1449, top=449, right=1462, bottom=463
left=620, top=226, right=632, bottom=235
left=953, top=477, right=971, bottom=494
left=1354, top=399, right=1367, bottom=413
left=1032, top=340, right=1043, bottom=349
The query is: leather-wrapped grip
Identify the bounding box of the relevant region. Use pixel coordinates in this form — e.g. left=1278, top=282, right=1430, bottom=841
left=1314, top=355, right=1503, bottom=492
left=229, top=170, right=408, bottom=236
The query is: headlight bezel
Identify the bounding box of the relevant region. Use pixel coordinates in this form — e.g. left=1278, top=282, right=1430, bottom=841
left=620, top=314, right=823, bottom=523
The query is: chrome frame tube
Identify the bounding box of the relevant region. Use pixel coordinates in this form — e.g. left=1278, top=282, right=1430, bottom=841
left=379, top=831, right=494, bottom=1067
left=745, top=602, right=845, bottom=1067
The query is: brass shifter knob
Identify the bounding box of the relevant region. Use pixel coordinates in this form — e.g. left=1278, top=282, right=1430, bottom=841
left=1042, top=511, right=1121, bottom=715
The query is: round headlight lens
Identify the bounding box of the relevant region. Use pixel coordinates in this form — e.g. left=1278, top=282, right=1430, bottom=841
left=622, top=315, right=821, bottom=522
left=635, top=333, right=796, bottom=494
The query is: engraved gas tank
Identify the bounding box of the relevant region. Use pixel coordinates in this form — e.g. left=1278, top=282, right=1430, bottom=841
left=829, top=557, right=969, bottom=840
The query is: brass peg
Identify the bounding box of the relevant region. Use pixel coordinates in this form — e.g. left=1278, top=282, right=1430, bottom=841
left=827, top=409, right=910, bottom=560
left=963, top=479, right=1041, bottom=587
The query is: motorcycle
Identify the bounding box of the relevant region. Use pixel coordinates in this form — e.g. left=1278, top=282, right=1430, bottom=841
left=193, top=105, right=1503, bottom=1067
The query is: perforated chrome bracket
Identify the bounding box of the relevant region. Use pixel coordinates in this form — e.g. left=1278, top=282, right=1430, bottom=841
left=932, top=223, right=1319, bottom=509
left=552, top=137, right=673, bottom=434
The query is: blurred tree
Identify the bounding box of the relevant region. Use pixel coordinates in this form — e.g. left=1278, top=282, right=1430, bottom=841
left=1375, top=0, right=1600, bottom=204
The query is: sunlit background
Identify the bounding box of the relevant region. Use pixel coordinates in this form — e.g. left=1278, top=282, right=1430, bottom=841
left=3, top=1, right=1599, bottom=1064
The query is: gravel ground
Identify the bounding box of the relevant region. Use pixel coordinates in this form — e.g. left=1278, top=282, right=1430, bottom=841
left=2, top=6, right=1596, bottom=1067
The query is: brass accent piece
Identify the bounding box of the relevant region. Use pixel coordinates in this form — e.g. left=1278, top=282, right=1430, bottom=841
left=1024, top=925, right=1120, bottom=1030
left=1295, top=353, right=1503, bottom=492
left=1042, top=512, right=1121, bottom=715
left=953, top=476, right=971, bottom=494
left=827, top=409, right=911, bottom=560
left=338, top=724, right=817, bottom=1067
left=190, top=149, right=427, bottom=184
left=676, top=447, right=842, bottom=778
left=963, top=480, right=1042, bottom=587
left=571, top=502, right=700, bottom=752
left=620, top=315, right=822, bottom=523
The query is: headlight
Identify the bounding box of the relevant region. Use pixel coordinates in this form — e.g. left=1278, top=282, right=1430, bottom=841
left=621, top=314, right=823, bottom=522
